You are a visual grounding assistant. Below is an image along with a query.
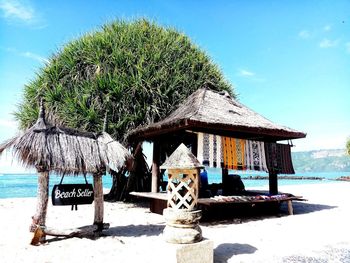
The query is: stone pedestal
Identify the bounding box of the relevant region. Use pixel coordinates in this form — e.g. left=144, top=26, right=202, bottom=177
left=163, top=208, right=202, bottom=244
left=162, top=239, right=214, bottom=263
left=160, top=144, right=212, bottom=261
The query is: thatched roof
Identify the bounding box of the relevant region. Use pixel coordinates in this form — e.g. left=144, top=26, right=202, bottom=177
left=160, top=143, right=204, bottom=170
left=128, top=88, right=306, bottom=142
left=0, top=102, right=132, bottom=175
left=97, top=131, right=131, bottom=172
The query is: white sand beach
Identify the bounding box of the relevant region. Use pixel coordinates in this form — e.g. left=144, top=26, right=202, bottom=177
left=0, top=182, right=349, bottom=263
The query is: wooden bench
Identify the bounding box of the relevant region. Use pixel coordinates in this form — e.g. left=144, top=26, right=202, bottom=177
left=130, top=192, right=168, bottom=214
left=129, top=191, right=306, bottom=216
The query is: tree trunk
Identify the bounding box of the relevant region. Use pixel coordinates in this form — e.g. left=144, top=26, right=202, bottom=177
left=93, top=173, right=104, bottom=230
left=104, top=168, right=128, bottom=201
left=124, top=143, right=151, bottom=200
left=106, top=142, right=151, bottom=202
left=30, top=171, right=49, bottom=232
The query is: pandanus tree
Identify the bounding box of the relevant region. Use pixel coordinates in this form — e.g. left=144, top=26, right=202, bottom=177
left=15, top=19, right=234, bottom=201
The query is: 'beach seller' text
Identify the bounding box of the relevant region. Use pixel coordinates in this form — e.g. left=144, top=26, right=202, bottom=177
left=55, top=188, right=93, bottom=198
left=51, top=184, right=94, bottom=206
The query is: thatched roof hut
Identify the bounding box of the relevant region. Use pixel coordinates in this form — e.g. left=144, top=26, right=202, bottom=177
left=128, top=88, right=306, bottom=142
left=0, top=101, right=131, bottom=175
left=0, top=101, right=132, bottom=239
left=128, top=87, right=306, bottom=196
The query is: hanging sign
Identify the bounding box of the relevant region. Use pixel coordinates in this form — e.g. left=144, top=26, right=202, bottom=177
left=52, top=184, right=94, bottom=206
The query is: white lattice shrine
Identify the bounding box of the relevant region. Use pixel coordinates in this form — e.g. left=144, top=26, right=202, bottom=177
left=160, top=144, right=205, bottom=244
left=167, top=169, right=199, bottom=210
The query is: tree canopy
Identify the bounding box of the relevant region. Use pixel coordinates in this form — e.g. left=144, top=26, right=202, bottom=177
left=347, top=138, right=350, bottom=155
left=16, top=19, right=234, bottom=143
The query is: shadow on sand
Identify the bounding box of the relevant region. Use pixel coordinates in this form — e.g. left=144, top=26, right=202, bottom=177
left=42, top=223, right=165, bottom=244
left=280, top=201, right=337, bottom=215
left=43, top=202, right=336, bottom=245
left=201, top=200, right=337, bottom=225
left=214, top=243, right=257, bottom=263
left=105, top=224, right=165, bottom=237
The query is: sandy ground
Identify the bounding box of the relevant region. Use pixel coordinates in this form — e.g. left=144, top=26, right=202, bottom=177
left=0, top=182, right=349, bottom=263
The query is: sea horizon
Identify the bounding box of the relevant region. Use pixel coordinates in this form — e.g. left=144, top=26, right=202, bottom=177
left=0, top=170, right=349, bottom=199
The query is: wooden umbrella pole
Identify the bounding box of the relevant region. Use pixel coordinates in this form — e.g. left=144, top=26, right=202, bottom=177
left=93, top=173, right=104, bottom=231
left=30, top=170, right=49, bottom=232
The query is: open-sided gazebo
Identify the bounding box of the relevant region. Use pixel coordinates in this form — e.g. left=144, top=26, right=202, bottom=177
left=128, top=87, right=306, bottom=215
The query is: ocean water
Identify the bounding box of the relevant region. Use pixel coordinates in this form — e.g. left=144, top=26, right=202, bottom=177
left=0, top=174, right=113, bottom=199
left=0, top=170, right=349, bottom=199
left=204, top=168, right=350, bottom=189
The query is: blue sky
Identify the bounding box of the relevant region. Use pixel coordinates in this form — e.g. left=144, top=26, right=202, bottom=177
left=0, top=0, right=349, bottom=172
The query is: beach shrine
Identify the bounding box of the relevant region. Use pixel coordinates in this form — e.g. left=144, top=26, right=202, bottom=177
left=0, top=100, right=132, bottom=244
left=128, top=87, right=307, bottom=217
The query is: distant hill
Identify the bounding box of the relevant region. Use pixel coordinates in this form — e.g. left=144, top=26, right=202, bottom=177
left=292, top=149, right=350, bottom=172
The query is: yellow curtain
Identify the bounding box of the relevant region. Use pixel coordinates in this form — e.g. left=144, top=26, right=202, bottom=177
left=222, top=137, right=246, bottom=170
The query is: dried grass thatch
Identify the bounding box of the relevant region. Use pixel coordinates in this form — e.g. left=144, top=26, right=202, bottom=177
left=0, top=102, right=132, bottom=175
left=128, top=87, right=306, bottom=141
left=97, top=131, right=132, bottom=172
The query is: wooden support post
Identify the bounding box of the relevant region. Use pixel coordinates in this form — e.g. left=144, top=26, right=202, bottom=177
left=30, top=171, right=49, bottom=233
left=151, top=141, right=160, bottom=193
left=269, top=171, right=278, bottom=195
left=287, top=200, right=294, bottom=215
left=93, top=173, right=104, bottom=230
left=222, top=168, right=229, bottom=195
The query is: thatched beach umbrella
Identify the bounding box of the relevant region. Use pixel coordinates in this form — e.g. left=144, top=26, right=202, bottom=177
left=98, top=111, right=133, bottom=173
left=0, top=100, right=132, bottom=237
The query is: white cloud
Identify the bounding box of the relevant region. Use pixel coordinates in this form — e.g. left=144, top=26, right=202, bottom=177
left=346, top=42, right=350, bottom=53
left=0, top=0, right=34, bottom=22
left=0, top=0, right=46, bottom=28
left=298, top=30, right=311, bottom=39
left=237, top=69, right=265, bottom=82
left=238, top=69, right=255, bottom=77
left=319, top=38, right=339, bottom=48
left=20, top=51, right=48, bottom=63
left=323, top=25, right=331, bottom=32
left=291, top=121, right=350, bottom=151
left=293, top=132, right=348, bottom=152
left=0, top=118, right=17, bottom=129
left=1, top=46, right=47, bottom=63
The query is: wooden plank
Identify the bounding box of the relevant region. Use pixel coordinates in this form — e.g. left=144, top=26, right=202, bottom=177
left=130, top=191, right=305, bottom=204
left=43, top=224, right=110, bottom=237
left=31, top=224, right=110, bottom=245
left=198, top=195, right=305, bottom=207
left=130, top=191, right=168, bottom=200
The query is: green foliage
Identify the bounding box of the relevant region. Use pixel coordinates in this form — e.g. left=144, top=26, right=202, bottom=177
left=347, top=139, right=350, bottom=155
left=16, top=19, right=233, bottom=142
